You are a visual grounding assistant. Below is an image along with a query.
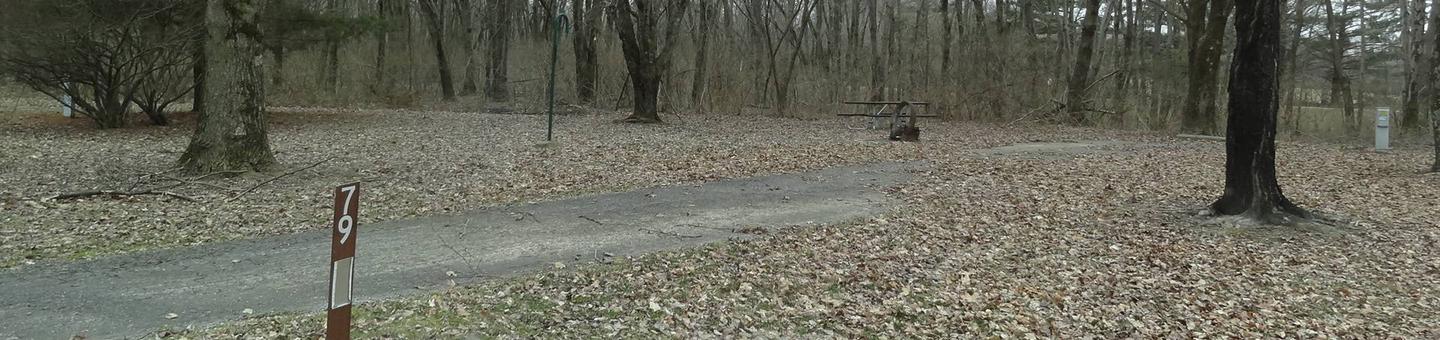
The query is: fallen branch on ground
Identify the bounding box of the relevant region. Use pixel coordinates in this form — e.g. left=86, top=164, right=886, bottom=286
left=49, top=190, right=197, bottom=202
left=226, top=157, right=335, bottom=202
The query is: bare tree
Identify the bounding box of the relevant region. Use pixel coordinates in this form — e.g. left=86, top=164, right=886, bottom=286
left=867, top=0, right=882, bottom=100
left=1400, top=0, right=1428, bottom=134
left=572, top=0, right=604, bottom=104
left=1065, top=0, right=1102, bottom=125
left=691, top=0, right=713, bottom=108
left=485, top=0, right=515, bottom=101
left=940, top=0, right=952, bottom=75
left=460, top=0, right=479, bottom=96
left=178, top=0, right=276, bottom=173
left=417, top=0, right=455, bottom=101
left=1321, top=0, right=1356, bottom=134
left=1282, top=0, right=1307, bottom=134
left=322, top=0, right=340, bottom=93
left=740, top=0, right=816, bottom=114
left=1180, top=0, right=1233, bottom=134
left=1212, top=0, right=1310, bottom=224
left=610, top=0, right=691, bottom=123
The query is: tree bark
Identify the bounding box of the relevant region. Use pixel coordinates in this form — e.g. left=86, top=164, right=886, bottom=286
left=418, top=0, right=455, bottom=101
left=192, top=32, right=206, bottom=115
left=179, top=0, right=276, bottom=173
left=1180, top=0, right=1233, bottom=134
left=1065, top=0, right=1101, bottom=125
left=1212, top=0, right=1309, bottom=224
left=485, top=0, right=514, bottom=101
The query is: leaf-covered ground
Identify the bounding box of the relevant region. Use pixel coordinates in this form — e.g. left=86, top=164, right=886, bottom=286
left=1, top=109, right=1136, bottom=267
left=131, top=111, right=1440, bottom=338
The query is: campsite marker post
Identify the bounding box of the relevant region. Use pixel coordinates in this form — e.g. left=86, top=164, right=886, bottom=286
left=326, top=183, right=360, bottom=340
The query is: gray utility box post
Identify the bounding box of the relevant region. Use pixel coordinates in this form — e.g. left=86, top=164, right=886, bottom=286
left=1375, top=107, right=1391, bottom=152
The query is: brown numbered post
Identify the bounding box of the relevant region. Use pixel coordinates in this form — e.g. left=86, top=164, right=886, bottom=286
left=327, top=183, right=360, bottom=340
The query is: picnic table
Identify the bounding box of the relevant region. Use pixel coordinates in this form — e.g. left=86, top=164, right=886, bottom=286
left=837, top=100, right=935, bottom=141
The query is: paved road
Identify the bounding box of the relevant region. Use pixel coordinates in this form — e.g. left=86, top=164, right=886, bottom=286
left=0, top=161, right=923, bottom=339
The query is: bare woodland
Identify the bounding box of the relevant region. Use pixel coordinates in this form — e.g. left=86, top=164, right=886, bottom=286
left=1, top=1, right=1439, bottom=337
left=2, top=0, right=1438, bottom=165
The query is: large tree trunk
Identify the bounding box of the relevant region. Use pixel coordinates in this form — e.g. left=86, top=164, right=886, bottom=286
left=611, top=0, right=690, bottom=123
left=485, top=0, right=514, bottom=102
left=418, top=0, right=455, bottom=101
left=572, top=0, right=601, bottom=104
left=1180, top=0, right=1233, bottom=134
left=1065, top=0, right=1101, bottom=125
left=1212, top=0, right=1309, bottom=224
left=179, top=0, right=277, bottom=173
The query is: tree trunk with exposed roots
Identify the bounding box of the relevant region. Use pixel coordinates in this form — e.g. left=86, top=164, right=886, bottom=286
left=611, top=0, right=690, bottom=124
left=1211, top=0, right=1310, bottom=224
left=178, top=0, right=276, bottom=173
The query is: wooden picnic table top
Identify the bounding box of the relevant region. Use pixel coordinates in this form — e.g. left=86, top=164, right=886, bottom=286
left=841, top=101, right=931, bottom=105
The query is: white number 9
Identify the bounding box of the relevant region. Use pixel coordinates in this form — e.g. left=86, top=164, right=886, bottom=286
left=337, top=215, right=353, bottom=244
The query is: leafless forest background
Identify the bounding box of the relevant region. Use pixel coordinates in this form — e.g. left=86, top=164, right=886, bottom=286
left=2, top=0, right=1436, bottom=142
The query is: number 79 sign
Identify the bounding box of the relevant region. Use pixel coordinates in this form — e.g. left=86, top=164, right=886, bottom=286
left=327, top=183, right=359, bottom=340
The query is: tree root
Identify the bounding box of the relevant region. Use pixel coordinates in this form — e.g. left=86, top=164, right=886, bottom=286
left=618, top=115, right=663, bottom=124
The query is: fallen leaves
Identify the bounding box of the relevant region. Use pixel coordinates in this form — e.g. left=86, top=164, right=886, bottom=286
left=8, top=109, right=1438, bottom=338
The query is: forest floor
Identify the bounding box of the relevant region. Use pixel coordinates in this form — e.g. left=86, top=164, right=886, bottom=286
left=3, top=108, right=1438, bottom=337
